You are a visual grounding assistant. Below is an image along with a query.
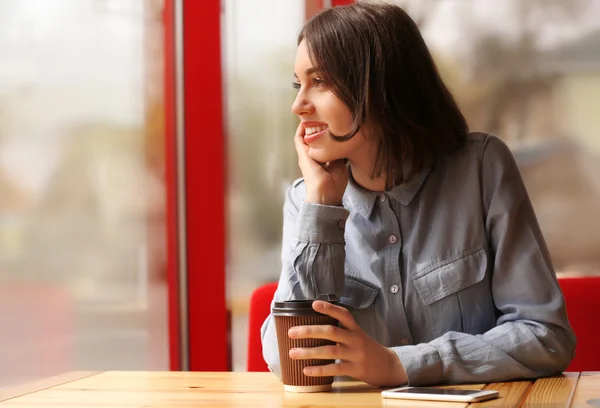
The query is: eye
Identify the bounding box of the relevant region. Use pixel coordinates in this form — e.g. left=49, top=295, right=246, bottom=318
left=313, top=77, right=326, bottom=87
left=292, top=81, right=301, bottom=90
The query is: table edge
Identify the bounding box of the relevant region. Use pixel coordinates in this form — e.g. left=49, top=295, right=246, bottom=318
left=1, top=371, right=590, bottom=404
left=0, top=371, right=99, bottom=403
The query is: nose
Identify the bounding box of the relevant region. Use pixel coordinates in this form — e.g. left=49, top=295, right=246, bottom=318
left=291, top=90, right=314, bottom=116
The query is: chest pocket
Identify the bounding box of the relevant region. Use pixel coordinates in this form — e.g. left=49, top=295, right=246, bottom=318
left=412, top=245, right=495, bottom=336
left=338, top=275, right=379, bottom=339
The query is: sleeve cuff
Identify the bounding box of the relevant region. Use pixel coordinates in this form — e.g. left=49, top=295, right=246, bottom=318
left=294, top=202, right=349, bottom=244
left=391, top=343, right=443, bottom=386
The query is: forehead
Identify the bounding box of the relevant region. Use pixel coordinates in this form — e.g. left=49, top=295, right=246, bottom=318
left=294, top=40, right=313, bottom=73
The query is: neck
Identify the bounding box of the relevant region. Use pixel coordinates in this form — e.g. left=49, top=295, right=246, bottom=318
left=346, top=138, right=387, bottom=191
left=349, top=161, right=386, bottom=192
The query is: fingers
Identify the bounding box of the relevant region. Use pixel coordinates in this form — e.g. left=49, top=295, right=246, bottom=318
left=292, top=123, right=349, bottom=206
left=289, top=344, right=350, bottom=361
left=313, top=301, right=359, bottom=330
left=303, top=362, right=353, bottom=377
left=293, top=123, right=321, bottom=174
left=288, top=324, right=349, bottom=344
left=293, top=122, right=307, bottom=157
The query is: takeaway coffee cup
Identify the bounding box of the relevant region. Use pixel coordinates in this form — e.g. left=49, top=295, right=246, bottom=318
left=273, top=294, right=339, bottom=393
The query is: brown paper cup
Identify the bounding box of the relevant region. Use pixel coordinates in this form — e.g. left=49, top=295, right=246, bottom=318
left=273, top=296, right=339, bottom=393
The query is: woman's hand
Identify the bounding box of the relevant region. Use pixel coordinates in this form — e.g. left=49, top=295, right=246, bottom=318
left=288, top=300, right=408, bottom=388
left=294, top=123, right=348, bottom=206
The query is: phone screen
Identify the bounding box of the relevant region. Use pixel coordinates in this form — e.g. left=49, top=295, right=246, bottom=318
left=394, top=387, right=483, bottom=396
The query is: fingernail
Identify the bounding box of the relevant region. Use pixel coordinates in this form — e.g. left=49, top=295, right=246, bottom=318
left=288, top=328, right=298, bottom=338
left=314, top=301, right=325, bottom=310
left=303, top=367, right=314, bottom=376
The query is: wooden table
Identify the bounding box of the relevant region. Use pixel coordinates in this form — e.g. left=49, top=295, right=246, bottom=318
left=0, top=371, right=598, bottom=407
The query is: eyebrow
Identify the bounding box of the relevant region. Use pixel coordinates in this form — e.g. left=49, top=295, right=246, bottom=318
left=293, top=67, right=323, bottom=78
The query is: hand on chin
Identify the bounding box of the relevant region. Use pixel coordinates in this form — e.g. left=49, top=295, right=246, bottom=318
left=307, top=147, right=339, bottom=165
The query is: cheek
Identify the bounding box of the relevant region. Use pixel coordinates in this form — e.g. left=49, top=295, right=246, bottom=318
left=330, top=112, right=354, bottom=135
left=320, top=95, right=353, bottom=133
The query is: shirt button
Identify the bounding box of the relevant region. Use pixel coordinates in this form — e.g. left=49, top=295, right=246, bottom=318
left=390, top=285, right=399, bottom=294
left=337, top=219, right=346, bottom=229
left=388, top=235, right=398, bottom=244
left=400, top=338, right=410, bottom=345
left=379, top=194, right=386, bottom=202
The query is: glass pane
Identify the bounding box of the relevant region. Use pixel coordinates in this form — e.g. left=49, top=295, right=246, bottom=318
left=223, top=0, right=305, bottom=371
left=226, top=0, right=600, bottom=371
left=0, top=0, right=169, bottom=386
left=384, top=0, right=600, bottom=277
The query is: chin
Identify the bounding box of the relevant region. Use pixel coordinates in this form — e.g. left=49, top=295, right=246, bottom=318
left=307, top=147, right=342, bottom=164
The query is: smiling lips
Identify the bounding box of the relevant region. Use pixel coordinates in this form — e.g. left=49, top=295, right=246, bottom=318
left=303, top=123, right=328, bottom=143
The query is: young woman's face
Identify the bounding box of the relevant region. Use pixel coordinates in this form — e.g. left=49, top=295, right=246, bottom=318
left=292, top=40, right=369, bottom=164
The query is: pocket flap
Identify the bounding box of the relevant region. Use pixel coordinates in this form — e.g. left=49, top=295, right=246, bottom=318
left=339, top=275, right=378, bottom=309
left=413, top=245, right=487, bottom=305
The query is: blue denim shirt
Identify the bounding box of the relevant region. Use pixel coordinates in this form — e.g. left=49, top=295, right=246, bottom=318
left=261, top=132, right=576, bottom=386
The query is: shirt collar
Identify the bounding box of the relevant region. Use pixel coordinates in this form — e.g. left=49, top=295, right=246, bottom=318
left=343, top=159, right=433, bottom=219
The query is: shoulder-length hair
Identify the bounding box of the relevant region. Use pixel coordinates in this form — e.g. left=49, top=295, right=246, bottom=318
left=298, top=2, right=468, bottom=189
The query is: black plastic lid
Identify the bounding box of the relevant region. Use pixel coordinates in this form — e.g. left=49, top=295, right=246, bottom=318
left=272, top=294, right=338, bottom=316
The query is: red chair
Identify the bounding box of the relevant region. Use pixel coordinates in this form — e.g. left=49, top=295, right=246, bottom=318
left=246, top=277, right=600, bottom=372
left=247, top=282, right=278, bottom=372
left=558, top=276, right=600, bottom=371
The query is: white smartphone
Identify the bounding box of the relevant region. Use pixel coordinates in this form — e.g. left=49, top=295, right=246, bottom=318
left=381, top=386, right=499, bottom=403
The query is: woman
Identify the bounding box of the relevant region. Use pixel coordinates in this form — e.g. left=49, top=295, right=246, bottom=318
left=260, top=2, right=575, bottom=387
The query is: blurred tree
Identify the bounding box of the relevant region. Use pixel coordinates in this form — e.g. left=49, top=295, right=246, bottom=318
left=459, top=0, right=588, bottom=143
left=377, top=0, right=590, bottom=144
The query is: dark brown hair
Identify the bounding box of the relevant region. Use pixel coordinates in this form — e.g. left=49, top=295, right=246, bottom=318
left=298, top=2, right=468, bottom=189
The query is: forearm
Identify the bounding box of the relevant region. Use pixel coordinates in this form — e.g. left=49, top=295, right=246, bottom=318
left=262, top=200, right=349, bottom=375
left=392, top=320, right=575, bottom=386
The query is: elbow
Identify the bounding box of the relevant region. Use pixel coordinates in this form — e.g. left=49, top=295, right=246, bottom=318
left=546, top=344, right=575, bottom=375
left=554, top=323, right=577, bottom=372
left=553, top=330, right=577, bottom=373
left=261, top=345, right=282, bottom=380
left=260, top=316, right=283, bottom=380
left=514, top=322, right=577, bottom=377
left=538, top=325, right=577, bottom=376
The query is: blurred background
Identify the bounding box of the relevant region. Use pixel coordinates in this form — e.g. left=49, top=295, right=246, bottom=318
left=225, top=0, right=600, bottom=371
left=0, top=0, right=598, bottom=386
left=0, top=0, right=169, bottom=387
